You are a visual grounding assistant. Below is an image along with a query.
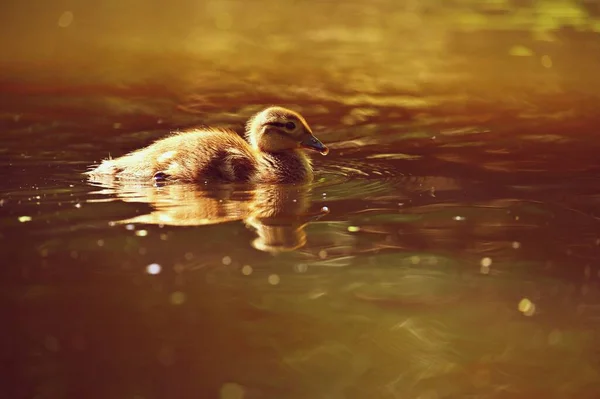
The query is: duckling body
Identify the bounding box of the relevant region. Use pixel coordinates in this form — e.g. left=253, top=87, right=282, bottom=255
left=87, top=107, right=327, bottom=184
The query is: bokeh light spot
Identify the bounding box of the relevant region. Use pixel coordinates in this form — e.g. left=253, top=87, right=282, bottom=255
left=57, top=11, right=73, bottom=28
left=268, top=274, right=280, bottom=285
left=518, top=298, right=536, bottom=316
left=146, top=263, right=161, bottom=275
left=241, top=265, right=253, bottom=275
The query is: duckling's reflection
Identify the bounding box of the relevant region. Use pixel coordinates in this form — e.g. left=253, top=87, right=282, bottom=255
left=92, top=179, right=325, bottom=253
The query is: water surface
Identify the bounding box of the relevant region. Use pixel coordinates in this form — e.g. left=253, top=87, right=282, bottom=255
left=3, top=1, right=600, bottom=398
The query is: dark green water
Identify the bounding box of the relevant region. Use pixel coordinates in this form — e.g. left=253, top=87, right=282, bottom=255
left=3, top=1, right=600, bottom=398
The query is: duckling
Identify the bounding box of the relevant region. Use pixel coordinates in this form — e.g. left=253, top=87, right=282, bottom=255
left=86, top=106, right=328, bottom=184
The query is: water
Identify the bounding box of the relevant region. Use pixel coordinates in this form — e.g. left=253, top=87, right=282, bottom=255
left=3, top=1, right=600, bottom=398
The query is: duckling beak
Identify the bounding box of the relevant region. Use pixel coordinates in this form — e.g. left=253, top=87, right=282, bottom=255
left=300, top=135, right=329, bottom=155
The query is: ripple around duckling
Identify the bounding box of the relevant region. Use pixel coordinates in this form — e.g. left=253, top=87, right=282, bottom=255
left=311, top=157, right=447, bottom=202
left=312, top=158, right=400, bottom=199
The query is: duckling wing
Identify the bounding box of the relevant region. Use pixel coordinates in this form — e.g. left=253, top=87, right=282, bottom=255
left=87, top=129, right=258, bottom=183
left=220, top=148, right=257, bottom=181
left=153, top=129, right=258, bottom=182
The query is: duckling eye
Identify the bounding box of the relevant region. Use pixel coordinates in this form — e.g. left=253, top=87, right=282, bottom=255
left=285, top=122, right=296, bottom=130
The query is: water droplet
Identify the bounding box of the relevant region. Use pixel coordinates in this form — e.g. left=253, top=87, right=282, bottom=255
left=18, top=216, right=32, bottom=222
left=518, top=298, right=531, bottom=312
left=268, top=274, right=280, bottom=285
left=348, top=226, right=360, bottom=232
left=518, top=298, right=536, bottom=316
left=241, top=265, right=253, bottom=275
left=480, top=257, right=492, bottom=267
left=222, top=256, right=232, bottom=265
left=135, top=230, right=148, bottom=237
left=146, top=263, right=161, bottom=275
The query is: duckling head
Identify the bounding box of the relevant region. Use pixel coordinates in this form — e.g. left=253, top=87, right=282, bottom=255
left=245, top=106, right=329, bottom=155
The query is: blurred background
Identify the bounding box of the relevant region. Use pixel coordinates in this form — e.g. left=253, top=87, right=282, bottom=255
left=3, top=0, right=600, bottom=147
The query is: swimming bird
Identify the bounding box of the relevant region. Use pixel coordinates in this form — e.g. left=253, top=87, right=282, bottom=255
left=86, top=106, right=328, bottom=184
